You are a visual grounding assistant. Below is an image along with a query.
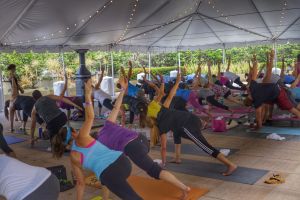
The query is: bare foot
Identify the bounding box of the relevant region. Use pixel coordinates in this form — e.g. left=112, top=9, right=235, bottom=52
left=222, top=164, right=237, bottom=176
left=180, top=186, right=191, bottom=200
left=169, top=159, right=182, bottom=164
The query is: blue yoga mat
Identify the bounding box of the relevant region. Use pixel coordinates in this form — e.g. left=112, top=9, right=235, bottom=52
left=4, top=136, right=26, bottom=144
left=248, top=126, right=300, bottom=136
left=166, top=157, right=268, bottom=185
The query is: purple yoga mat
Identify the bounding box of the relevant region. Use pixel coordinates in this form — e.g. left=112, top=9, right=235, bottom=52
left=195, top=112, right=246, bottom=119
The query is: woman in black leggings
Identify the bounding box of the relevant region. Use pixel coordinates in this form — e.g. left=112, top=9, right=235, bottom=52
left=143, top=73, right=237, bottom=176
left=52, top=78, right=142, bottom=200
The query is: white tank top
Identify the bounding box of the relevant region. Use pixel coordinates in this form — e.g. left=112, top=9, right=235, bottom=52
left=0, top=155, right=51, bottom=200
left=93, top=88, right=111, bottom=104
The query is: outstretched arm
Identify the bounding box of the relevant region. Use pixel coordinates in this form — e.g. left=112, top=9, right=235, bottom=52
left=127, top=61, right=133, bottom=80
left=226, top=57, right=231, bottom=72
left=107, top=76, right=128, bottom=123
left=60, top=73, right=68, bottom=97
left=78, top=79, right=94, bottom=139
left=262, top=50, right=274, bottom=83
left=48, top=95, right=83, bottom=111
left=207, top=61, right=213, bottom=84
left=95, top=67, right=105, bottom=90
left=163, top=73, right=181, bottom=108
left=280, top=57, right=285, bottom=79
left=251, top=55, right=258, bottom=81
left=71, top=159, right=85, bottom=200
left=217, top=61, right=221, bottom=81
left=30, top=107, right=37, bottom=147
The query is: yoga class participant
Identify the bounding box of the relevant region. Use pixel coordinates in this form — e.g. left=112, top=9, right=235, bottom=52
left=5, top=95, right=36, bottom=132
left=245, top=52, right=300, bottom=129
left=52, top=78, right=142, bottom=200
left=145, top=72, right=237, bottom=176
left=223, top=57, right=247, bottom=90
left=30, top=90, right=82, bottom=146
left=0, top=154, right=59, bottom=200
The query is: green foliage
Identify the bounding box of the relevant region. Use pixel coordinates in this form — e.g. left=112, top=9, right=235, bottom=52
left=0, top=43, right=299, bottom=88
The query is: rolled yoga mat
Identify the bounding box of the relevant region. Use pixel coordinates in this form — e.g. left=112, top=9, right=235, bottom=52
left=247, top=126, right=300, bottom=136
left=166, top=157, right=268, bottom=185
left=152, top=143, right=239, bottom=156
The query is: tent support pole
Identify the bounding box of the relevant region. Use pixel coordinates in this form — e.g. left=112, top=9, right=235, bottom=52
left=148, top=52, right=151, bottom=80
left=0, top=69, right=4, bottom=112
left=178, top=52, right=181, bottom=72
left=110, top=52, right=115, bottom=97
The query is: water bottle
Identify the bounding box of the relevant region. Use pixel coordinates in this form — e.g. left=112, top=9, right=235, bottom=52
left=38, top=127, right=43, bottom=139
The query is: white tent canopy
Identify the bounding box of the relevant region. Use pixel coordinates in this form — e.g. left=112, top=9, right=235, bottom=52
left=0, top=0, right=299, bottom=52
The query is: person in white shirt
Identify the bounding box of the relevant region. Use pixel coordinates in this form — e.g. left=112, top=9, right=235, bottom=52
left=0, top=155, right=59, bottom=200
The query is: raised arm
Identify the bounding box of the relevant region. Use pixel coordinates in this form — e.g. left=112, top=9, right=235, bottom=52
left=162, top=73, right=181, bottom=108
left=78, top=79, right=94, bottom=139
left=251, top=55, right=258, bottom=81
left=127, top=61, right=133, bottom=80
left=217, top=61, right=221, bottom=81
left=95, top=67, right=105, bottom=90
left=226, top=56, right=231, bottom=72
left=280, top=57, right=285, bottom=79
left=107, top=76, right=128, bottom=123
left=262, top=50, right=274, bottom=83
left=60, top=73, right=68, bottom=97
left=207, top=61, right=213, bottom=84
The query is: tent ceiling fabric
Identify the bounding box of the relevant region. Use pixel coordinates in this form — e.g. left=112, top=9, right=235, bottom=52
left=0, top=0, right=299, bottom=52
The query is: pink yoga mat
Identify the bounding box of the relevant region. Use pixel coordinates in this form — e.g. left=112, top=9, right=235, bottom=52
left=271, top=115, right=300, bottom=121
left=195, top=112, right=246, bottom=119
left=211, top=107, right=253, bottom=113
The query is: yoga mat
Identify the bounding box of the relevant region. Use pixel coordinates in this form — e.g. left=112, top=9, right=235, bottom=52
left=196, top=112, right=246, bottom=119
left=69, top=118, right=105, bottom=130
left=128, top=176, right=208, bottom=200
left=4, top=135, right=26, bottom=144
left=166, top=158, right=268, bottom=185
left=271, top=115, right=300, bottom=121
left=212, top=107, right=253, bottom=113
left=85, top=174, right=102, bottom=189
left=247, top=126, right=300, bottom=136
left=152, top=143, right=239, bottom=156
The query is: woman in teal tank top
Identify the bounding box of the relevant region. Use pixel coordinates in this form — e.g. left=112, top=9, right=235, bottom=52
left=53, top=78, right=142, bottom=200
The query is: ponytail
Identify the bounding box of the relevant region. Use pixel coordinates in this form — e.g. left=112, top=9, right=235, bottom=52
left=51, top=127, right=67, bottom=159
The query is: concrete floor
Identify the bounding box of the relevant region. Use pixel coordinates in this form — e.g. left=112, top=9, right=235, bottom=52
left=1, top=113, right=300, bottom=200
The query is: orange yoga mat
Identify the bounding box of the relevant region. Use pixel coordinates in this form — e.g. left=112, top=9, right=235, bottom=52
left=128, top=176, right=209, bottom=200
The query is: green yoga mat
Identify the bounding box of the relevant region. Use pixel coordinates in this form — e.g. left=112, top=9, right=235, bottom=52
left=247, top=126, right=300, bottom=136
left=166, top=157, right=268, bottom=185
left=152, top=143, right=239, bottom=156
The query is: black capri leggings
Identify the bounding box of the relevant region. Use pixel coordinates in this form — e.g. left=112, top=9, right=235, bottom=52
left=100, top=154, right=142, bottom=200
left=24, top=174, right=60, bottom=200
left=180, top=115, right=220, bottom=158
left=125, top=134, right=162, bottom=179
left=0, top=124, right=14, bottom=154
left=206, top=95, right=229, bottom=110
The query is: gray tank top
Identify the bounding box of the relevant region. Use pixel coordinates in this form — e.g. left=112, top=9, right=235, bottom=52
left=35, top=96, right=62, bottom=123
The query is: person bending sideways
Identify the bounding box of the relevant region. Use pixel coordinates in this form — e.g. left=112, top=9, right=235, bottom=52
left=52, top=78, right=142, bottom=200
left=244, top=52, right=300, bottom=130
left=144, top=72, right=237, bottom=176
left=30, top=90, right=82, bottom=146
